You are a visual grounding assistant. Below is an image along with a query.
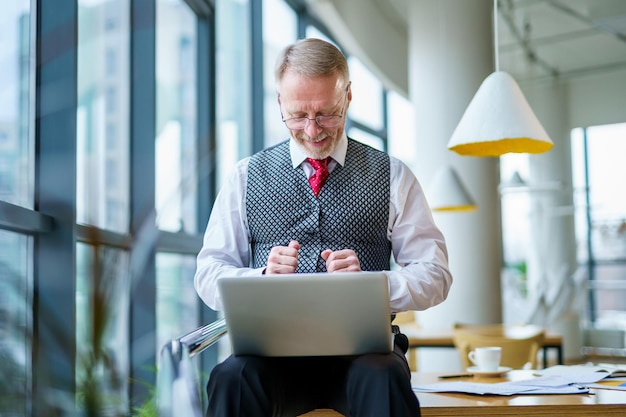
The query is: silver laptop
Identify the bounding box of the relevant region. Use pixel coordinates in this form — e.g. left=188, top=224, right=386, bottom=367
left=217, top=272, right=393, bottom=357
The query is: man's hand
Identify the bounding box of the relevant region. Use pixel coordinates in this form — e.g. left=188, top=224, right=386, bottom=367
left=265, top=240, right=300, bottom=274
left=321, top=249, right=362, bottom=272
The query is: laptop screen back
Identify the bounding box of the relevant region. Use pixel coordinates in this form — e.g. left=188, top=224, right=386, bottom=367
left=217, top=272, right=393, bottom=357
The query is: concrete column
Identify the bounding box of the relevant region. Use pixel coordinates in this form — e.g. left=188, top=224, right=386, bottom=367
left=523, top=81, right=582, bottom=360
left=408, top=0, right=501, bottom=371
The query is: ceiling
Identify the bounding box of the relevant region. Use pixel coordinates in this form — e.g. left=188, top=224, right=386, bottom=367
left=380, top=0, right=626, bottom=84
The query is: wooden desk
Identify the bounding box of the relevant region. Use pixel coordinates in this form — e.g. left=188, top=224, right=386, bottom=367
left=404, top=327, right=564, bottom=368
left=413, top=370, right=626, bottom=416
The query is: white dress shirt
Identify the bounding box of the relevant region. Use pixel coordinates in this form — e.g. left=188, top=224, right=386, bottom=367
left=195, top=134, right=452, bottom=312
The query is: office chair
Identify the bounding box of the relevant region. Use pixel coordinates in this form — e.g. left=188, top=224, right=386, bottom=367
left=158, top=318, right=343, bottom=417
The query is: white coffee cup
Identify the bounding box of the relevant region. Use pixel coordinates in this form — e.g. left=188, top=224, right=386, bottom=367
left=468, top=346, right=502, bottom=371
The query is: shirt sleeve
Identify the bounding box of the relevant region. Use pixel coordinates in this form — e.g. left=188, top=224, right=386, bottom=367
left=194, top=157, right=263, bottom=311
left=386, top=157, right=453, bottom=312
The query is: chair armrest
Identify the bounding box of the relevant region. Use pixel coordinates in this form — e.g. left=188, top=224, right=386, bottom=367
left=157, top=318, right=228, bottom=417
left=177, top=318, right=228, bottom=358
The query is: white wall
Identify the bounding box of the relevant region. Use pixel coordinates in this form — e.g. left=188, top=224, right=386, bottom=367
left=305, top=0, right=409, bottom=96
left=567, top=70, right=626, bottom=128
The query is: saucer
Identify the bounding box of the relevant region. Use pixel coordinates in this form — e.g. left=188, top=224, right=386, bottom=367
left=467, top=366, right=512, bottom=377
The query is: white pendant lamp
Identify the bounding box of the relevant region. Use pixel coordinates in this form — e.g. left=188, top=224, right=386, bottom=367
left=447, top=0, right=553, bottom=157
left=427, top=165, right=477, bottom=212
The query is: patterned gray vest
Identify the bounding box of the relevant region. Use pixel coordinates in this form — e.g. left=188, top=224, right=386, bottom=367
left=246, top=139, right=391, bottom=272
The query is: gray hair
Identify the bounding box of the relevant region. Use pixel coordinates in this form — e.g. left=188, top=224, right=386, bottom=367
left=274, top=38, right=350, bottom=87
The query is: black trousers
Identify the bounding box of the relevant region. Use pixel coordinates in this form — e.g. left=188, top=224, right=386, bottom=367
left=205, top=339, right=420, bottom=417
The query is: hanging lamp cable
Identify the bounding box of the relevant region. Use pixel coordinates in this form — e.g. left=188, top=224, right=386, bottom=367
left=494, top=0, right=499, bottom=72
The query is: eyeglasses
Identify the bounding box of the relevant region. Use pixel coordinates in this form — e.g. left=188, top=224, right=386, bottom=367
left=281, top=84, right=350, bottom=130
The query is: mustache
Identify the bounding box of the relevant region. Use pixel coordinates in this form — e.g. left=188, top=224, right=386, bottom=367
left=302, top=132, right=329, bottom=142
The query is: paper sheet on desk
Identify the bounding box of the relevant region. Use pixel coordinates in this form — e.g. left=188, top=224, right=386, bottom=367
left=535, top=364, right=626, bottom=378
left=412, top=374, right=599, bottom=396
left=588, top=378, right=626, bottom=391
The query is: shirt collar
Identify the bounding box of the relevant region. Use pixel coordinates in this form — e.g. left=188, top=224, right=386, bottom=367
left=290, top=133, right=348, bottom=168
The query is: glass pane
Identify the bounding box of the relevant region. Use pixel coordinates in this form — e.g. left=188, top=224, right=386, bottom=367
left=156, top=0, right=198, bottom=233
left=571, top=127, right=589, bottom=261
left=77, top=0, right=130, bottom=233
left=586, top=123, right=626, bottom=261
left=156, top=253, right=199, bottom=352
left=262, top=0, right=297, bottom=148
left=387, top=91, right=416, bottom=169
left=305, top=27, right=333, bottom=43
left=0, top=1, right=33, bottom=208
left=347, top=56, right=384, bottom=131
left=499, top=153, right=533, bottom=322
left=216, top=0, right=252, bottom=188
left=590, top=263, right=626, bottom=330
left=0, top=230, right=31, bottom=416
left=347, top=126, right=384, bottom=151
left=75, top=243, right=130, bottom=414
left=499, top=153, right=531, bottom=266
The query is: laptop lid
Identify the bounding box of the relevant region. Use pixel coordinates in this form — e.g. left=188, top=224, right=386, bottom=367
left=217, top=272, right=393, bottom=357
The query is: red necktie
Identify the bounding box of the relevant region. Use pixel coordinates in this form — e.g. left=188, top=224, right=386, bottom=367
left=306, top=157, right=330, bottom=197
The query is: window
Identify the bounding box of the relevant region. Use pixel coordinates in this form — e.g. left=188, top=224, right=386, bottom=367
left=77, top=0, right=130, bottom=233
left=0, top=1, right=32, bottom=415
left=262, top=0, right=297, bottom=148
left=216, top=0, right=253, bottom=188
left=156, top=0, right=198, bottom=234
left=0, top=230, right=31, bottom=416
left=387, top=91, right=417, bottom=168
left=347, top=56, right=384, bottom=132
left=75, top=243, right=129, bottom=414
left=0, top=0, right=32, bottom=209
left=156, top=253, right=199, bottom=353
left=572, top=123, right=626, bottom=327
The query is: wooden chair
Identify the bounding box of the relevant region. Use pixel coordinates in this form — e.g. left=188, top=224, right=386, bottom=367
left=452, top=323, right=545, bottom=370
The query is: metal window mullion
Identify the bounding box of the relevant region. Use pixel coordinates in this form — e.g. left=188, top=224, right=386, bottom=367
left=349, top=119, right=387, bottom=141
left=196, top=11, right=216, bottom=231
left=582, top=127, right=596, bottom=323
left=0, top=201, right=53, bottom=234
left=33, top=0, right=79, bottom=414
left=250, top=0, right=264, bottom=153
left=381, top=89, right=389, bottom=152
left=195, top=7, right=220, bottom=396
left=129, top=0, right=157, bottom=405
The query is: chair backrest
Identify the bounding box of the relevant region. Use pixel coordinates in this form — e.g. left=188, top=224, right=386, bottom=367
left=452, top=324, right=545, bottom=370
